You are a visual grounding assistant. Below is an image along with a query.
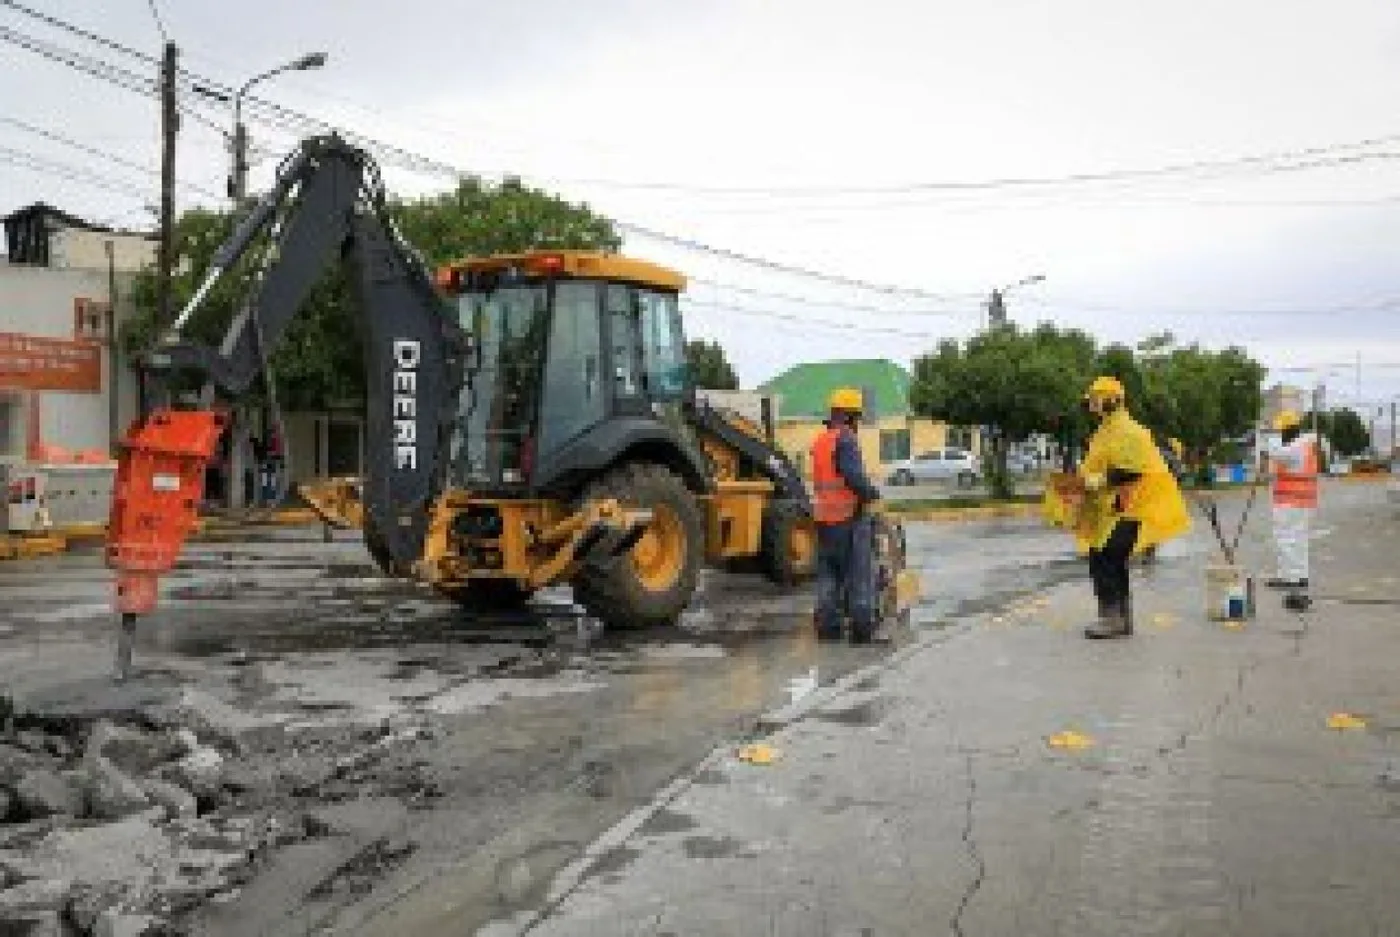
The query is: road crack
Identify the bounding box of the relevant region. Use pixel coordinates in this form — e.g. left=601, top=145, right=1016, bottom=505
left=950, top=752, right=985, bottom=937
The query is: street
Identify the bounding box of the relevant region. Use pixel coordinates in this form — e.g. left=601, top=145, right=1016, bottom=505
left=0, top=480, right=1395, bottom=934
left=0, top=504, right=1075, bottom=935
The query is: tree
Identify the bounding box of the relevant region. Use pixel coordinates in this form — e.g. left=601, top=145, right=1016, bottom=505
left=911, top=323, right=1094, bottom=498
left=120, top=175, right=621, bottom=410
left=1307, top=407, right=1370, bottom=457
left=686, top=339, right=739, bottom=390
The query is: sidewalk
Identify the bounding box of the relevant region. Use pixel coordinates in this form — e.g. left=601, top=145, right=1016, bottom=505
left=500, top=481, right=1400, bottom=937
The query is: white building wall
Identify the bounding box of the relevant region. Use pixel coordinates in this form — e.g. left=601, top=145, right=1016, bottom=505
left=49, top=228, right=157, bottom=274
left=0, top=261, right=141, bottom=456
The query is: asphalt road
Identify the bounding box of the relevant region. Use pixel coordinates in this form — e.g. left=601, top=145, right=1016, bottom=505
left=505, top=481, right=1400, bottom=937
left=0, top=512, right=1081, bottom=935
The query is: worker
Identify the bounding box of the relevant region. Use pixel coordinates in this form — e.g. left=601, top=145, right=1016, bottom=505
left=1075, top=377, right=1190, bottom=638
left=810, top=387, right=884, bottom=643
left=1264, top=410, right=1318, bottom=608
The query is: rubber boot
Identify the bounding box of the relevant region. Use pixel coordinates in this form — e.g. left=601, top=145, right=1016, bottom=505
left=1084, top=599, right=1131, bottom=639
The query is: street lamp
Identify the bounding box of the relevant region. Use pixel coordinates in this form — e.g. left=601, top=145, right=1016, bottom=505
left=228, top=52, right=328, bottom=202
left=985, top=274, right=1046, bottom=329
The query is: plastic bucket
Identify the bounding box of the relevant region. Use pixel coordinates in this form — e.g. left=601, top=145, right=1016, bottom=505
left=1205, top=563, right=1253, bottom=621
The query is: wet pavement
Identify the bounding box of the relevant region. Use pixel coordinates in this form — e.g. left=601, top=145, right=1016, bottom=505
left=0, top=511, right=1082, bottom=934
left=513, top=481, right=1400, bottom=937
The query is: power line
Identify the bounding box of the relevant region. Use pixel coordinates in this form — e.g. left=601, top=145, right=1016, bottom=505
left=0, top=113, right=225, bottom=200
left=694, top=278, right=976, bottom=315
left=682, top=298, right=941, bottom=339
left=0, top=145, right=152, bottom=200
left=144, top=0, right=169, bottom=44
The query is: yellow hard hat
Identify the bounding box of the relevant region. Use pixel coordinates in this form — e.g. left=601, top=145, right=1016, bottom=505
left=828, top=387, right=864, bottom=412
left=1084, top=375, right=1125, bottom=403
left=1273, top=410, right=1301, bottom=432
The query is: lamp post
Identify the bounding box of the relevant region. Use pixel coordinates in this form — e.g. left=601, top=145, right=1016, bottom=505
left=985, top=274, right=1045, bottom=329
left=228, top=52, right=328, bottom=203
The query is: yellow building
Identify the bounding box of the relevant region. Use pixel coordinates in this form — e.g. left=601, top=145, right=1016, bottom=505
left=759, top=358, right=974, bottom=481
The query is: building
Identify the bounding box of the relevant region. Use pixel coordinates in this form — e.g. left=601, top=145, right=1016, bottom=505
left=758, top=358, right=966, bottom=479
left=2, top=202, right=368, bottom=508
left=1, top=203, right=154, bottom=465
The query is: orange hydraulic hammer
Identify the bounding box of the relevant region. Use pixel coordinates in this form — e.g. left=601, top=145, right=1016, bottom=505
left=105, top=409, right=226, bottom=679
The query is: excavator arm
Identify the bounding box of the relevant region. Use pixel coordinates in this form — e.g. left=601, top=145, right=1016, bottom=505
left=107, top=135, right=469, bottom=629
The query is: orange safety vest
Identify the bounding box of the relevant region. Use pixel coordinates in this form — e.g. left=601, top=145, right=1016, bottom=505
left=811, top=426, right=859, bottom=525
left=1272, top=439, right=1319, bottom=508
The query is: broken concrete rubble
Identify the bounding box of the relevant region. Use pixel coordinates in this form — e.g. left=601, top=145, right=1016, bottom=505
left=81, top=758, right=153, bottom=822
left=83, top=721, right=178, bottom=778
left=13, top=768, right=84, bottom=820
left=138, top=779, right=196, bottom=821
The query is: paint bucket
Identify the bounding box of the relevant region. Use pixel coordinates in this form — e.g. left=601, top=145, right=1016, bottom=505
left=1205, top=563, right=1253, bottom=622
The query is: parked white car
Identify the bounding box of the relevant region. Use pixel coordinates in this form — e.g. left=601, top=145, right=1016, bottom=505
left=886, top=448, right=981, bottom=487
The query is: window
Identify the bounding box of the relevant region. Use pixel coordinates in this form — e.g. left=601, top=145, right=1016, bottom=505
left=916, top=451, right=942, bottom=462
left=879, top=429, right=910, bottom=462
left=540, top=281, right=604, bottom=452
left=607, top=285, right=643, bottom=399
left=637, top=290, right=687, bottom=401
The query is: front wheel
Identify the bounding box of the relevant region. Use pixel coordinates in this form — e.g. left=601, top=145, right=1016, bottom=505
left=760, top=500, right=816, bottom=586
left=573, top=463, right=703, bottom=629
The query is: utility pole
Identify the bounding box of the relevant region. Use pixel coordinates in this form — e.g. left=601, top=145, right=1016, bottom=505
left=147, top=39, right=178, bottom=420
left=1390, top=400, right=1396, bottom=459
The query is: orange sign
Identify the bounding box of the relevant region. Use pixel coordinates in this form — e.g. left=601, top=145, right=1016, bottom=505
left=0, top=332, right=103, bottom=393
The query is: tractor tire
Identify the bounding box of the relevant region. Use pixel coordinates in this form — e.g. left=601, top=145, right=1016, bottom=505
left=437, top=579, right=533, bottom=612
left=760, top=500, right=816, bottom=586
left=573, top=463, right=703, bottom=630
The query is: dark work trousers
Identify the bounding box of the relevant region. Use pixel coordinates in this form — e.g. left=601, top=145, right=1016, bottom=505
left=815, top=516, right=876, bottom=635
left=1088, top=518, right=1141, bottom=612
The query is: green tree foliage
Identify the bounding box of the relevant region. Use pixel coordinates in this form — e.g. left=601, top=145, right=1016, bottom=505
left=686, top=339, right=739, bottom=390
left=120, top=175, right=620, bottom=410
left=910, top=323, right=1267, bottom=496
left=1305, top=407, right=1370, bottom=457
left=910, top=323, right=1096, bottom=497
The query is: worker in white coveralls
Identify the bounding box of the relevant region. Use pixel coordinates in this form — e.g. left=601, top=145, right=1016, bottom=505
left=1264, top=410, right=1319, bottom=611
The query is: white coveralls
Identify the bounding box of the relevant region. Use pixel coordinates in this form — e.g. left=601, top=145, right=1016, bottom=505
left=1267, top=434, right=1319, bottom=584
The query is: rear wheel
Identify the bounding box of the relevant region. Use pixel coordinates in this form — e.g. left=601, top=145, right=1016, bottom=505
left=760, top=500, right=816, bottom=586
left=573, top=463, right=703, bottom=629
left=892, top=469, right=913, bottom=486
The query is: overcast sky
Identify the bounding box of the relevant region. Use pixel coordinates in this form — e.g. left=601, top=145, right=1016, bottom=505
left=3, top=0, right=1399, bottom=417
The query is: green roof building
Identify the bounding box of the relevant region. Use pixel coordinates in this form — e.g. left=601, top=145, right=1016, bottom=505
left=758, top=359, right=912, bottom=421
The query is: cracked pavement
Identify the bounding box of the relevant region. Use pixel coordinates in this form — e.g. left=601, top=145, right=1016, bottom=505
left=512, top=481, right=1400, bottom=937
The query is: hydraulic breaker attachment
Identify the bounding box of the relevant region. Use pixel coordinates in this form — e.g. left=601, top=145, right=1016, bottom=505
left=105, top=409, right=226, bottom=679
left=873, top=515, right=920, bottom=628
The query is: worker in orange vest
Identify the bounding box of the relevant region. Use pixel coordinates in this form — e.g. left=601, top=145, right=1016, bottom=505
left=810, top=387, right=883, bottom=643
left=1265, top=410, right=1318, bottom=609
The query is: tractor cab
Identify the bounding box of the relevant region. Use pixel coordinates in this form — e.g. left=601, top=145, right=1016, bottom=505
left=435, top=251, right=696, bottom=496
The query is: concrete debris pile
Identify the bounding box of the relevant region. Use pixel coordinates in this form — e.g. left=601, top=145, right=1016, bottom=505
left=0, top=692, right=435, bottom=935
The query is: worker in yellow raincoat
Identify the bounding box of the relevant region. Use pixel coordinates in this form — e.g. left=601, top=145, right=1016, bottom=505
left=1043, top=376, right=1190, bottom=638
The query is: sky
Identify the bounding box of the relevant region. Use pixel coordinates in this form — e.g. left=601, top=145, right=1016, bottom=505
left=2, top=0, right=1399, bottom=423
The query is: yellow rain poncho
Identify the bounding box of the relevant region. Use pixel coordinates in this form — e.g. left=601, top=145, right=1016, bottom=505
left=1043, top=408, right=1190, bottom=555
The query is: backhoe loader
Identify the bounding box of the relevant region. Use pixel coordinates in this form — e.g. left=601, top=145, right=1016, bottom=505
left=105, top=134, right=917, bottom=674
